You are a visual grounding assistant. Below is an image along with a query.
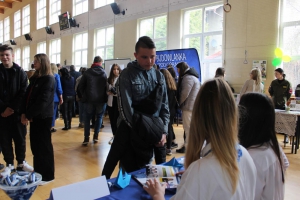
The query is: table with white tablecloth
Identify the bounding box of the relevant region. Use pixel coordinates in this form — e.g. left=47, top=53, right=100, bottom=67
left=275, top=110, right=300, bottom=154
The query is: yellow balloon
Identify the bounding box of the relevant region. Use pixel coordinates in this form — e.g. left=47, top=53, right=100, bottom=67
left=282, top=55, right=291, bottom=62
left=275, top=48, right=283, bottom=57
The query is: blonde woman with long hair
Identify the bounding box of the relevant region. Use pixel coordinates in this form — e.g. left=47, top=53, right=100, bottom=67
left=144, top=79, right=257, bottom=200
left=240, top=68, right=264, bottom=96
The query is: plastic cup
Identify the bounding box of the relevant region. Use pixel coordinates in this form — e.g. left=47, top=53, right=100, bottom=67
left=0, top=173, right=42, bottom=200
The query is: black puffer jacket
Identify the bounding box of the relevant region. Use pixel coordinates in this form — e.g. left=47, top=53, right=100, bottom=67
left=22, top=75, right=55, bottom=120
left=78, top=65, right=108, bottom=104
left=0, top=63, right=28, bottom=113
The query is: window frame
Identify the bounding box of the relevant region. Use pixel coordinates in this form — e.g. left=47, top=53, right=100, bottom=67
left=94, top=0, right=114, bottom=9
left=22, top=5, right=30, bottom=35
left=37, top=41, right=47, bottom=54
left=73, top=32, right=88, bottom=68
left=94, top=26, right=114, bottom=60
left=73, top=0, right=88, bottom=16
left=49, top=0, right=61, bottom=25
left=0, top=20, right=4, bottom=43
left=4, top=17, right=10, bottom=42
left=14, top=48, right=21, bottom=66
left=50, top=38, right=61, bottom=65
left=37, top=0, right=47, bottom=29
left=22, top=46, right=30, bottom=71
left=14, top=10, right=21, bottom=38
left=138, top=14, right=168, bottom=51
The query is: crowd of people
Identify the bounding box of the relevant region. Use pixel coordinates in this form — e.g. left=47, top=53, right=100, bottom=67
left=0, top=35, right=292, bottom=198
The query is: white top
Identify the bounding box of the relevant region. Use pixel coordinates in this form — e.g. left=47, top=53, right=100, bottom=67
left=247, top=144, right=289, bottom=200
left=171, top=143, right=257, bottom=200
left=240, top=79, right=264, bottom=96
left=107, top=77, right=119, bottom=107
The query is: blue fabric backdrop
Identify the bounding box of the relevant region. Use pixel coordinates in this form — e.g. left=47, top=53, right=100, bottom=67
left=155, top=48, right=201, bottom=82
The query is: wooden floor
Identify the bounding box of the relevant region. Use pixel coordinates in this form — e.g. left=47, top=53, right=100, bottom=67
left=0, top=116, right=299, bottom=200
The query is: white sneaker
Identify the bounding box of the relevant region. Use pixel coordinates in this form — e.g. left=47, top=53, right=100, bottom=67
left=17, top=161, right=33, bottom=172
left=39, top=180, right=54, bottom=186
left=108, top=137, right=114, bottom=145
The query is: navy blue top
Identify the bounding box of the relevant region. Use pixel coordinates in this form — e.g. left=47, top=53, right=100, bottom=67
left=60, top=76, right=75, bottom=96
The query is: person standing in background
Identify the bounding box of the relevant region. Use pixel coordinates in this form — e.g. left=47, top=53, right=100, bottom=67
left=60, top=68, right=76, bottom=130
left=78, top=56, right=107, bottom=146
left=107, top=64, right=122, bottom=145
left=240, top=68, right=264, bottom=96
left=69, top=65, right=81, bottom=117
left=21, top=53, right=55, bottom=185
left=214, top=67, right=235, bottom=93
left=50, top=63, right=63, bottom=132
left=75, top=67, right=87, bottom=128
left=0, top=44, right=31, bottom=170
left=175, top=62, right=200, bottom=153
left=268, top=68, right=292, bottom=110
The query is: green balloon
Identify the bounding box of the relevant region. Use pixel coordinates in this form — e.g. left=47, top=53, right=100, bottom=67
left=272, top=58, right=282, bottom=66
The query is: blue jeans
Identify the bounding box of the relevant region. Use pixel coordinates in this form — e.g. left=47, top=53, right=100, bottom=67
left=78, top=101, right=85, bottom=124
left=83, top=103, right=106, bottom=139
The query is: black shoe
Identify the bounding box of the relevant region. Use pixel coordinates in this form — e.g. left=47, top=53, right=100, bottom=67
left=62, top=127, right=69, bottom=131
left=176, top=146, right=186, bottom=153
left=171, top=142, right=178, bottom=149
left=93, top=138, right=98, bottom=143
left=82, top=137, right=89, bottom=146
left=90, top=124, right=95, bottom=129
left=50, top=128, right=57, bottom=133
left=101, top=124, right=104, bottom=128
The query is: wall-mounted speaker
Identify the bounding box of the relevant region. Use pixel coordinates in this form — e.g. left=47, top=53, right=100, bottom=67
left=69, top=18, right=79, bottom=27
left=10, top=40, right=16, bottom=45
left=45, top=26, right=54, bottom=34
left=24, top=34, right=32, bottom=41
left=111, top=3, right=121, bottom=14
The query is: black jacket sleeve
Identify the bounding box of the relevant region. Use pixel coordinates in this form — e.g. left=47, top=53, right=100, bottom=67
left=9, top=69, right=28, bottom=112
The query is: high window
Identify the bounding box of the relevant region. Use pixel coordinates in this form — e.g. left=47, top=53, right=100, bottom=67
left=49, top=0, right=61, bottom=25
left=22, top=5, right=30, bottom=34
left=183, top=4, right=223, bottom=82
left=280, top=0, right=300, bottom=91
left=4, top=17, right=10, bottom=42
left=22, top=46, right=30, bottom=71
left=37, top=0, right=47, bottom=29
left=139, top=15, right=167, bottom=51
left=95, top=0, right=114, bottom=9
left=0, top=21, right=3, bottom=43
left=74, top=32, right=88, bottom=68
left=14, top=48, right=21, bottom=66
left=14, top=10, right=21, bottom=38
left=73, top=0, right=88, bottom=16
left=37, top=41, right=47, bottom=54
left=95, top=27, right=114, bottom=60
left=50, top=39, right=61, bottom=64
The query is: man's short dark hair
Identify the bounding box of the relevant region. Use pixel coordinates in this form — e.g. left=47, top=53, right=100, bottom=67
left=135, top=36, right=156, bottom=53
left=56, top=63, right=61, bottom=67
left=70, top=65, right=75, bottom=71
left=93, top=56, right=103, bottom=63
left=0, top=44, right=14, bottom=53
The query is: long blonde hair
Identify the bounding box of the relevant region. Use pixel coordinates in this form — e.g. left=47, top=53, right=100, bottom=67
left=51, top=63, right=58, bottom=74
left=185, top=78, right=239, bottom=194
left=251, top=68, right=262, bottom=86
left=160, top=69, right=177, bottom=91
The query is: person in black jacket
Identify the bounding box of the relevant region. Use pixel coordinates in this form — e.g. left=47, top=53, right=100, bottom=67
left=0, top=44, right=30, bottom=170
left=70, top=65, right=81, bottom=116
left=268, top=68, right=292, bottom=110
left=21, top=53, right=55, bottom=185
left=78, top=56, right=107, bottom=145
left=60, top=68, right=75, bottom=130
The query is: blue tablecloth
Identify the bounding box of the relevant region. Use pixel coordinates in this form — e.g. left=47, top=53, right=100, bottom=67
left=97, top=168, right=177, bottom=200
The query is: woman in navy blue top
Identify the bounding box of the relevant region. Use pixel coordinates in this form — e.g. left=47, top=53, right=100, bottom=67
left=60, top=68, right=75, bottom=130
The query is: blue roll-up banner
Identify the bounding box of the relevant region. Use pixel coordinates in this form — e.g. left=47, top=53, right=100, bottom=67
left=155, top=48, right=201, bottom=82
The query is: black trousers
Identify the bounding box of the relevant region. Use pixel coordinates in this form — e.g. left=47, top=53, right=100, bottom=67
left=30, top=117, right=54, bottom=181
left=107, top=97, right=119, bottom=136
left=166, top=114, right=175, bottom=149
left=0, top=114, right=26, bottom=165
left=102, top=121, right=154, bottom=179
left=62, top=96, right=75, bottom=127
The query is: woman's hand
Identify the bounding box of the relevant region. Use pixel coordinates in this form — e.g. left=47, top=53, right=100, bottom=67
left=21, top=114, right=29, bottom=125
left=143, top=178, right=166, bottom=200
